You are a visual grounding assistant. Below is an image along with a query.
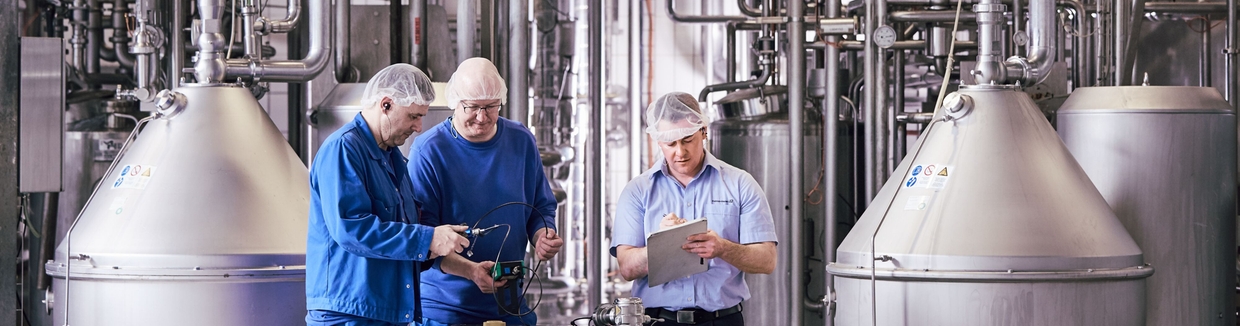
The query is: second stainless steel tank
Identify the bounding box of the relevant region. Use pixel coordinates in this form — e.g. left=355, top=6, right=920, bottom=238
left=710, top=86, right=826, bottom=326
left=1059, top=86, right=1237, bottom=326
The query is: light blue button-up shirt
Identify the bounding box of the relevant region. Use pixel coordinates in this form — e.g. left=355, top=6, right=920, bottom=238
left=610, top=152, right=777, bottom=311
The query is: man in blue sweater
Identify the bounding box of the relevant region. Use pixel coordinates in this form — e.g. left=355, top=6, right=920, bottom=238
left=408, top=58, right=563, bottom=326
left=307, top=64, right=472, bottom=326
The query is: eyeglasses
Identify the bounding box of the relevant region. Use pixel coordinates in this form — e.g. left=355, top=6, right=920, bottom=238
left=461, top=103, right=502, bottom=115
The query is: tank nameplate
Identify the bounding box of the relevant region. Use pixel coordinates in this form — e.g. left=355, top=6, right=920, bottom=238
left=93, top=134, right=127, bottom=161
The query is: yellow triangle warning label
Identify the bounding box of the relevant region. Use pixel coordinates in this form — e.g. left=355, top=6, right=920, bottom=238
left=937, top=167, right=949, bottom=176
left=142, top=168, right=152, bottom=177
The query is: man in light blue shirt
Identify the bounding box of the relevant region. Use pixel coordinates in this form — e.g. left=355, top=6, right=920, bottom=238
left=611, top=92, right=778, bottom=326
left=307, top=64, right=471, bottom=326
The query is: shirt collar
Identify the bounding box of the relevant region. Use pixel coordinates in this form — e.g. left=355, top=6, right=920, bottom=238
left=655, top=150, right=722, bottom=185
left=351, top=113, right=388, bottom=161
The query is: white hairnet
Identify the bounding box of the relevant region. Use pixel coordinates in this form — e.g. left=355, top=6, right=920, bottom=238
left=360, top=63, right=435, bottom=108
left=445, top=57, right=508, bottom=109
left=645, top=92, right=709, bottom=143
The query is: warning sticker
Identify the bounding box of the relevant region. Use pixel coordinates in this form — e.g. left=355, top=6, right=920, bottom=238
left=904, top=196, right=930, bottom=210
left=930, top=165, right=952, bottom=189
left=937, top=167, right=949, bottom=176
left=111, top=165, right=158, bottom=190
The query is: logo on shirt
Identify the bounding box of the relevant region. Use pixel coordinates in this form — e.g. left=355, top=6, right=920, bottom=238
left=710, top=199, right=735, bottom=204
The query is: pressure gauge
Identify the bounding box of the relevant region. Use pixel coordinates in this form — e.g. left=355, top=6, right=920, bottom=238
left=1013, top=31, right=1029, bottom=46
left=873, top=25, right=897, bottom=49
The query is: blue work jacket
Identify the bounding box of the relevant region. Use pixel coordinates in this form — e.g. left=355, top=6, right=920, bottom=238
left=307, top=113, right=435, bottom=324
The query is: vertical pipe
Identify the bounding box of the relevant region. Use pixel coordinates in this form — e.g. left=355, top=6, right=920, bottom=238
left=1114, top=0, right=1128, bottom=85
left=893, top=50, right=905, bottom=160
left=876, top=0, right=891, bottom=189
left=1203, top=17, right=1211, bottom=87
left=1014, top=0, right=1024, bottom=56
left=480, top=0, right=495, bottom=60
left=727, top=22, right=737, bottom=82
left=788, top=1, right=805, bottom=325
left=412, top=0, right=428, bottom=69
left=391, top=0, right=403, bottom=64
left=1228, top=0, right=1236, bottom=104
left=37, top=193, right=59, bottom=290
left=242, top=0, right=262, bottom=58
left=171, top=0, right=185, bottom=87
left=87, top=0, right=101, bottom=73
left=0, top=0, right=18, bottom=323
left=630, top=0, right=643, bottom=177
left=458, top=0, right=476, bottom=63
left=508, top=0, right=529, bottom=125
left=863, top=0, right=877, bottom=204
left=1122, top=0, right=1147, bottom=85
left=824, top=0, right=841, bottom=325
left=335, top=0, right=351, bottom=81
left=587, top=0, right=603, bottom=312
left=1094, top=0, right=1107, bottom=85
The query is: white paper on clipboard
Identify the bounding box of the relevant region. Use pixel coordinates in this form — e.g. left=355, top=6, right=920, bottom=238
left=646, top=218, right=709, bottom=287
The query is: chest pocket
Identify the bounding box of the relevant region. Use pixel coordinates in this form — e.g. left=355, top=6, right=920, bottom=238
left=703, top=199, right=741, bottom=243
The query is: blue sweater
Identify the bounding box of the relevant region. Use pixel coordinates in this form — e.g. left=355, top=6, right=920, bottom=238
left=407, top=117, right=558, bottom=324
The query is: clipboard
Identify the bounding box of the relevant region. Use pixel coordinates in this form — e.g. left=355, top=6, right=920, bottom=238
left=646, top=218, right=709, bottom=287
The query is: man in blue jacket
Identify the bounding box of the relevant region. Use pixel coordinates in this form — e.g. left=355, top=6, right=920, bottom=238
left=409, top=58, right=563, bottom=326
left=306, top=64, right=472, bottom=326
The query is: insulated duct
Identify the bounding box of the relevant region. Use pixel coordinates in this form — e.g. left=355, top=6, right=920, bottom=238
left=208, top=0, right=330, bottom=82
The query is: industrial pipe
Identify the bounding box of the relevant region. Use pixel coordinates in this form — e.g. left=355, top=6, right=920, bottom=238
left=87, top=0, right=102, bottom=73
left=888, top=10, right=978, bottom=22
left=789, top=1, right=806, bottom=325
left=219, top=0, right=329, bottom=82
left=1121, top=0, right=1149, bottom=85
left=587, top=0, right=603, bottom=312
left=863, top=0, right=878, bottom=203
left=458, top=0, right=476, bottom=63
left=241, top=0, right=263, bottom=58
left=823, top=0, right=842, bottom=322
left=391, top=0, right=404, bottom=64
left=698, top=61, right=772, bottom=102
left=70, top=0, right=87, bottom=71
left=739, top=0, right=763, bottom=16
left=667, top=0, right=748, bottom=23
left=1006, top=0, right=1057, bottom=86
left=828, top=40, right=978, bottom=50
left=1114, top=0, right=1130, bottom=85
left=110, top=0, right=135, bottom=68
left=254, top=0, right=300, bottom=34
left=1143, top=2, right=1228, bottom=12
left=1230, top=0, right=1237, bottom=106
left=335, top=0, right=352, bottom=82
left=170, top=0, right=184, bottom=87
left=412, top=0, right=428, bottom=69
left=508, top=0, right=529, bottom=125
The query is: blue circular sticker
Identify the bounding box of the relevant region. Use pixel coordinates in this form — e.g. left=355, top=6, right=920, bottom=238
left=911, top=165, right=923, bottom=176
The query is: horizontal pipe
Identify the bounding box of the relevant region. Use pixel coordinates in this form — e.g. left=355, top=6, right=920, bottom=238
left=831, top=40, right=978, bottom=50
left=889, top=10, right=978, bottom=22
left=668, top=0, right=748, bottom=23
left=698, top=60, right=772, bottom=101
left=1143, top=2, right=1230, bottom=13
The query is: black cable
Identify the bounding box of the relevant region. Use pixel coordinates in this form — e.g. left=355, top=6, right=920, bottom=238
left=569, top=316, right=592, bottom=326
left=465, top=201, right=557, bottom=322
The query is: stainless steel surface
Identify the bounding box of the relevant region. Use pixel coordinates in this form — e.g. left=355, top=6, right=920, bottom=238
left=825, top=2, right=842, bottom=325
left=171, top=0, right=185, bottom=88
left=666, top=0, right=748, bottom=23
left=1059, top=86, right=1236, bottom=326
left=458, top=0, right=476, bottom=63
left=788, top=1, right=806, bottom=324
left=1133, top=19, right=1227, bottom=92
left=334, top=0, right=352, bottom=82
left=222, top=0, right=329, bottom=82
left=713, top=86, right=787, bottom=120
left=47, top=85, right=309, bottom=326
left=1015, top=0, right=1057, bottom=85
left=193, top=0, right=228, bottom=83
left=508, top=0, right=529, bottom=125
left=1114, top=0, right=1130, bottom=85
left=973, top=0, right=1011, bottom=84
left=711, top=112, right=825, bottom=326
left=588, top=0, right=604, bottom=310
left=829, top=87, right=1149, bottom=325
left=888, top=10, right=978, bottom=22
left=58, top=131, right=128, bottom=244
left=20, top=38, right=65, bottom=193
left=257, top=0, right=301, bottom=33
left=411, top=0, right=428, bottom=69
left=1143, top=1, right=1230, bottom=12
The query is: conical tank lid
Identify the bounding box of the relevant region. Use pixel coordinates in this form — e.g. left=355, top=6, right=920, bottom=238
left=834, top=86, right=1143, bottom=273
left=52, top=84, right=308, bottom=271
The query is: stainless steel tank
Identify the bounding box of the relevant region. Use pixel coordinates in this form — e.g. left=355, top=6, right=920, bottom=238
left=710, top=86, right=827, bottom=326
left=1058, top=86, right=1236, bottom=326
left=46, top=84, right=310, bottom=325
left=828, top=85, right=1152, bottom=325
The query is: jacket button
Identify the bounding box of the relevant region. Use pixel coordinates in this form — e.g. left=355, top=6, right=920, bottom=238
left=406, top=284, right=411, bottom=288
left=405, top=314, right=410, bottom=318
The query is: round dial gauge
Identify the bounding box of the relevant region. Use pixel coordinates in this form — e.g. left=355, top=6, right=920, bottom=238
left=873, top=25, right=897, bottom=48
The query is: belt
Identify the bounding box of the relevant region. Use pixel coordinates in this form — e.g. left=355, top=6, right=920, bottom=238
left=646, top=304, right=742, bottom=325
